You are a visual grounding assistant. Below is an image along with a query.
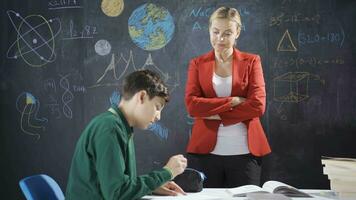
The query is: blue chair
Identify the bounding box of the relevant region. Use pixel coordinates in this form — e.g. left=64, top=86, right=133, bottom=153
left=19, top=174, right=65, bottom=200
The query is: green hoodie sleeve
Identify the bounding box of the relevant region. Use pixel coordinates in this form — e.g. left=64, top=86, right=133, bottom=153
left=93, top=129, right=171, bottom=200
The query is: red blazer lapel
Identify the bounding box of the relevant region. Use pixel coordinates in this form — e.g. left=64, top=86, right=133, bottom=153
left=232, top=48, right=248, bottom=96
left=199, top=49, right=248, bottom=98
left=199, top=51, right=217, bottom=98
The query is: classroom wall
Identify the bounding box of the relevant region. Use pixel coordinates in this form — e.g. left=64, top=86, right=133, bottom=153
left=1, top=0, right=356, bottom=199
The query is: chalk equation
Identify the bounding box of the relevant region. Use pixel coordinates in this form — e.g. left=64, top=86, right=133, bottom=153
left=272, top=57, right=345, bottom=69
left=270, top=12, right=320, bottom=27
left=276, top=28, right=345, bottom=51
left=298, top=30, right=345, bottom=48
left=62, top=19, right=98, bottom=40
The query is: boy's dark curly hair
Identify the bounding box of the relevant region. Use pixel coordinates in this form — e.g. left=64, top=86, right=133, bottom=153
left=122, top=69, right=169, bottom=102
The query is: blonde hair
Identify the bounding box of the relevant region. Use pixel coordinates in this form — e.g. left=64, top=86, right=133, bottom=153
left=209, top=7, right=242, bottom=32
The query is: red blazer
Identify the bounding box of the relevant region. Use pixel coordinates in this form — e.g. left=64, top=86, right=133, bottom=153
left=185, top=49, right=271, bottom=156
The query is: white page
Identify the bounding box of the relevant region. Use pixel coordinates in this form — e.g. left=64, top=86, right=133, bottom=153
left=246, top=193, right=292, bottom=200
left=226, top=185, right=268, bottom=196
left=142, top=193, right=225, bottom=200
left=142, top=189, right=337, bottom=200
left=262, top=181, right=292, bottom=193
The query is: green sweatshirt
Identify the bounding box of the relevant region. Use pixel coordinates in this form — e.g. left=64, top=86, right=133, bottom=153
left=66, top=105, right=172, bottom=200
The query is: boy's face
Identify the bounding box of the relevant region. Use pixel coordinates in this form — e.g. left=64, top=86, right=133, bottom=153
left=134, top=91, right=165, bottom=129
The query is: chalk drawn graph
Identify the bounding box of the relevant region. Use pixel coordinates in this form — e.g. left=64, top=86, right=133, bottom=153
left=92, top=52, right=138, bottom=88
left=6, top=10, right=61, bottom=67
left=89, top=51, right=180, bottom=92
left=16, top=92, right=48, bottom=139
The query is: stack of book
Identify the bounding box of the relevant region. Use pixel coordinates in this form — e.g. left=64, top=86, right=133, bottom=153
left=321, top=156, right=356, bottom=199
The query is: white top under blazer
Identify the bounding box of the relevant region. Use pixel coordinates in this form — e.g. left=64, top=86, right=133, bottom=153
left=211, top=72, right=250, bottom=155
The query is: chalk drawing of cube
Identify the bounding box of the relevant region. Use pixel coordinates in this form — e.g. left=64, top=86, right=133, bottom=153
left=273, top=72, right=309, bottom=103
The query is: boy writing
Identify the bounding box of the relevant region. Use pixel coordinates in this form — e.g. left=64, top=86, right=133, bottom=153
left=66, top=69, right=187, bottom=199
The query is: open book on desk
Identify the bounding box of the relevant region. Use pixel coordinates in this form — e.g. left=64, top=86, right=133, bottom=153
left=226, top=181, right=313, bottom=198
left=142, top=189, right=230, bottom=200
left=142, top=188, right=336, bottom=200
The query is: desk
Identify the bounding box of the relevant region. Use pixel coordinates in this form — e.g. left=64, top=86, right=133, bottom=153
left=142, top=189, right=340, bottom=200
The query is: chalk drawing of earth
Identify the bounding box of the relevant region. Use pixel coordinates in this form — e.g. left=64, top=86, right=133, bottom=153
left=128, top=3, right=175, bottom=51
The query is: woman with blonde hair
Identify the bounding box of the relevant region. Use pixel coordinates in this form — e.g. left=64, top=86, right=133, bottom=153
left=185, top=7, right=271, bottom=188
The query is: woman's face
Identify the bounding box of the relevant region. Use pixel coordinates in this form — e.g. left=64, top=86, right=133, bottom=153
left=209, top=18, right=240, bottom=53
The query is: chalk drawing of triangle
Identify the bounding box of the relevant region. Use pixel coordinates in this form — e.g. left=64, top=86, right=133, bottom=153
left=277, top=30, right=297, bottom=52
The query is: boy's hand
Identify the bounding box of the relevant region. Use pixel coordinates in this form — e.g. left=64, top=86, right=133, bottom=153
left=153, top=181, right=186, bottom=196
left=164, top=154, right=187, bottom=178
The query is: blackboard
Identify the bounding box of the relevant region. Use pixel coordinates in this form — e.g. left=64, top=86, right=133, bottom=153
left=1, top=0, right=356, bottom=199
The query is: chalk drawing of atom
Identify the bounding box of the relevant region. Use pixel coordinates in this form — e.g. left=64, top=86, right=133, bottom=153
left=6, top=10, right=62, bottom=67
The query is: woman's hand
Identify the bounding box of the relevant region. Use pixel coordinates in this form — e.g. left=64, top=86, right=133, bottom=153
left=231, top=96, right=246, bottom=107
left=153, top=181, right=186, bottom=196
left=196, top=115, right=221, bottom=120
left=204, top=115, right=221, bottom=120
left=195, top=97, right=246, bottom=121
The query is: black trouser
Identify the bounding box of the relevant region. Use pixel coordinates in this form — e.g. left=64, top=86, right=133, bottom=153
left=187, top=153, right=261, bottom=188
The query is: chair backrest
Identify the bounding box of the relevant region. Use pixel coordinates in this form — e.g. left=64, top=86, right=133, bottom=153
left=19, top=174, right=65, bottom=200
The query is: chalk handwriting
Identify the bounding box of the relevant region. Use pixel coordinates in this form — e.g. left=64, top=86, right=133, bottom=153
left=270, top=13, right=320, bottom=27
left=48, top=0, right=82, bottom=10
left=62, top=19, right=98, bottom=40
left=272, top=57, right=345, bottom=69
